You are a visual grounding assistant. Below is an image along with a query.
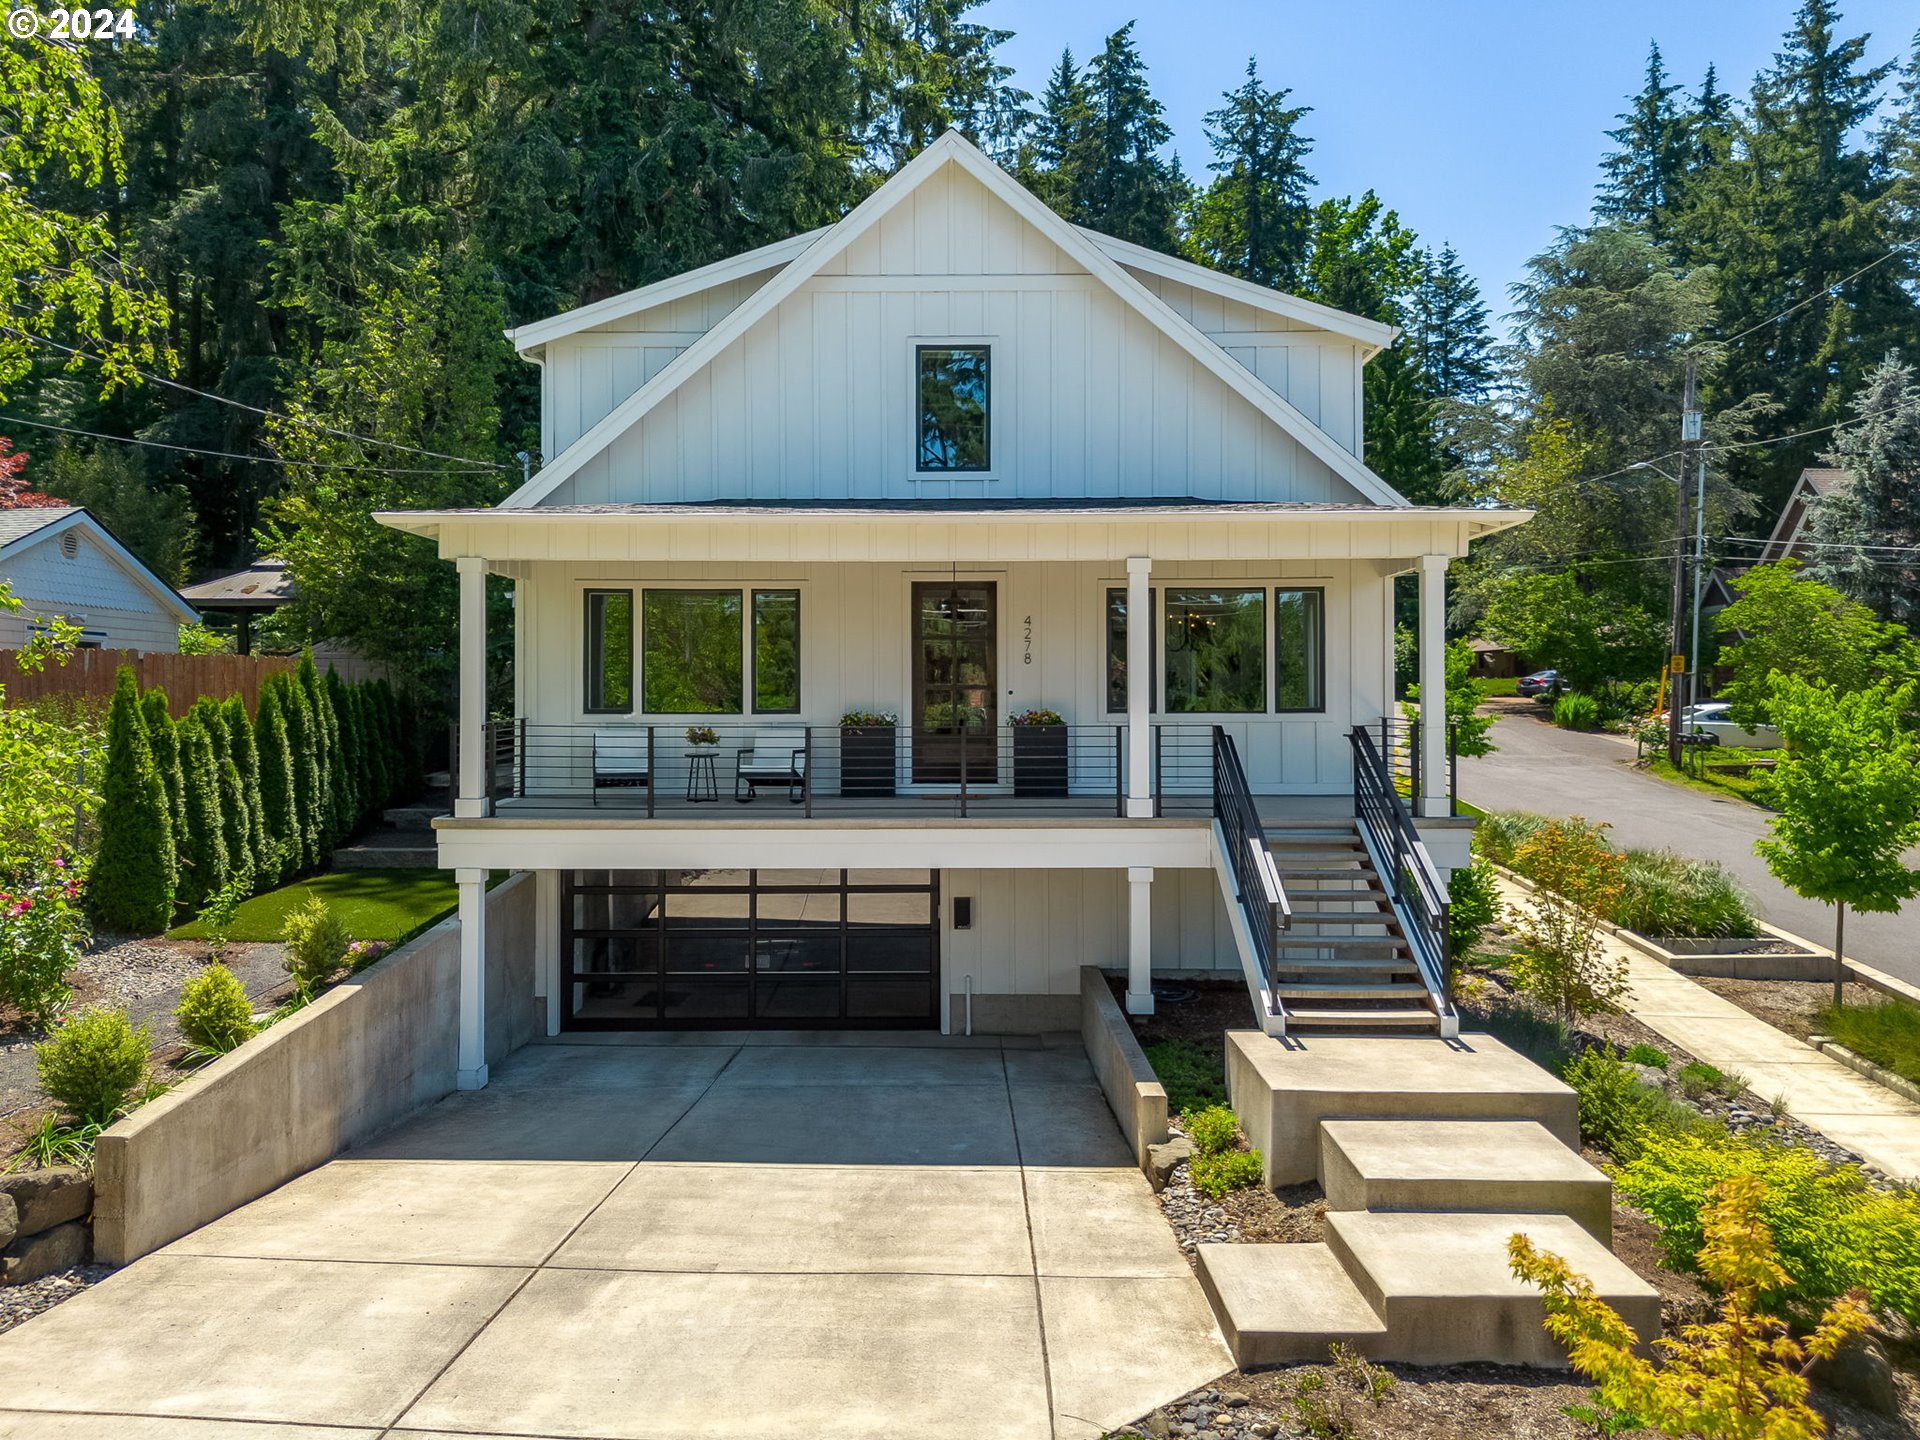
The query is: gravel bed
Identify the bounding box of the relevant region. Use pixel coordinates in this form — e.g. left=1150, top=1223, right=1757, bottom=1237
left=0, top=1266, right=113, bottom=1336
left=70, top=937, right=203, bottom=1007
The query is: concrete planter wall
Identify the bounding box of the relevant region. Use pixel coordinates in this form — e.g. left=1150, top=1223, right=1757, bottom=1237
left=91, top=872, right=538, bottom=1267
left=1078, top=967, right=1168, bottom=1171
left=1630, top=929, right=1824, bottom=982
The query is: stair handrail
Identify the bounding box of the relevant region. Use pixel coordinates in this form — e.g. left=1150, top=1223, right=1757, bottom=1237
left=1212, top=727, right=1292, bottom=1010
left=1348, top=724, right=1454, bottom=1018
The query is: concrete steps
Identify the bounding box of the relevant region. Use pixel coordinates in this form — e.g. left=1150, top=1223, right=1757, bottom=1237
left=1198, top=1030, right=1656, bottom=1370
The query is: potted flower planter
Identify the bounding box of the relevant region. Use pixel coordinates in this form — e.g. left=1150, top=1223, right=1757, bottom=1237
left=839, top=711, right=897, bottom=797
left=1010, top=709, right=1068, bottom=798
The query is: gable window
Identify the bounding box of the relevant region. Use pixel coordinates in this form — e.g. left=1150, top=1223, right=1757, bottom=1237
left=1164, top=588, right=1265, bottom=714
left=916, top=345, right=990, bottom=472
left=583, top=590, right=633, bottom=714
left=643, top=591, right=744, bottom=714
left=1274, top=588, right=1325, bottom=712
left=1104, top=587, right=1157, bottom=713
left=752, top=590, right=801, bottom=713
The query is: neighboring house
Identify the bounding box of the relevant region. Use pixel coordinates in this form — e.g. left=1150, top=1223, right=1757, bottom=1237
left=179, top=559, right=297, bottom=655
left=0, top=506, right=196, bottom=652
left=378, top=132, right=1528, bottom=1084
left=1755, top=466, right=1852, bottom=568
left=1465, top=638, right=1519, bottom=680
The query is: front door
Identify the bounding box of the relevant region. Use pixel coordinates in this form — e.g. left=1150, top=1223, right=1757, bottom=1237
left=911, top=581, right=997, bottom=785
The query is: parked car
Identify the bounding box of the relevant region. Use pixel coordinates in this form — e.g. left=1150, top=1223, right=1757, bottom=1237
left=1516, top=669, right=1563, bottom=700
left=1681, top=701, right=1784, bottom=751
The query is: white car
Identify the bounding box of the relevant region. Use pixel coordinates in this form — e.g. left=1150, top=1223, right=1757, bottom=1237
left=1681, top=701, right=1783, bottom=751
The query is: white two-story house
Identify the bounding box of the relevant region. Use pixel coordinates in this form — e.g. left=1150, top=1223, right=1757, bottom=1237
left=379, top=132, right=1526, bottom=1087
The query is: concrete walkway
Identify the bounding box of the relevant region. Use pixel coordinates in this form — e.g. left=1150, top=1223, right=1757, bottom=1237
left=0, top=1034, right=1231, bottom=1440
left=1494, top=875, right=1920, bottom=1182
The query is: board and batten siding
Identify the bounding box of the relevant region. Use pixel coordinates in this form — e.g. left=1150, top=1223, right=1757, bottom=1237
left=533, top=165, right=1374, bottom=508
left=513, top=556, right=1395, bottom=794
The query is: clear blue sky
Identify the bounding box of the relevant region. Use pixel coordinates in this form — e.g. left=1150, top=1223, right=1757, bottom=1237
left=979, top=1, right=1917, bottom=327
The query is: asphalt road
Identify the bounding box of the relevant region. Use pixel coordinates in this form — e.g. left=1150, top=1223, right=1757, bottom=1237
left=1457, top=709, right=1920, bottom=986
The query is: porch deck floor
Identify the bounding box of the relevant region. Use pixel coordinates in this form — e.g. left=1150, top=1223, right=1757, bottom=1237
left=474, top=791, right=1356, bottom=825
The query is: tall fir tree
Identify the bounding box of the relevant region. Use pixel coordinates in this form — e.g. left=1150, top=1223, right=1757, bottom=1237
left=1017, top=49, right=1093, bottom=216
left=89, top=668, right=176, bottom=933
left=1187, top=59, right=1315, bottom=289
left=1810, top=354, right=1920, bottom=624
left=253, top=682, right=297, bottom=885
left=1075, top=24, right=1187, bottom=252
left=1597, top=41, right=1691, bottom=239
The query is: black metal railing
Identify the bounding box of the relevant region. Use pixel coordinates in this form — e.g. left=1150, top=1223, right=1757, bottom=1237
left=1350, top=724, right=1454, bottom=1016
left=1382, top=714, right=1461, bottom=818
left=460, top=721, right=1134, bottom=819
left=1212, top=726, right=1291, bottom=1011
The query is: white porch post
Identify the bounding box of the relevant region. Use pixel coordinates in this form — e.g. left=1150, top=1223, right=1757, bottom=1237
left=455, top=556, right=489, bottom=819
left=536, top=868, right=561, bottom=1038
left=456, top=866, right=489, bottom=1089
left=1125, top=866, right=1154, bottom=1015
left=1126, top=556, right=1153, bottom=818
left=1417, top=553, right=1449, bottom=818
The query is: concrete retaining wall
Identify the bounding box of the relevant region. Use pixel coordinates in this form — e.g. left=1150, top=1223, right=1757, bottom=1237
left=93, top=872, right=538, bottom=1266
left=1079, top=966, right=1168, bottom=1170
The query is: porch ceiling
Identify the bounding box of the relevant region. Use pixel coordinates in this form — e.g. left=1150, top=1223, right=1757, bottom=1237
left=376, top=500, right=1530, bottom=566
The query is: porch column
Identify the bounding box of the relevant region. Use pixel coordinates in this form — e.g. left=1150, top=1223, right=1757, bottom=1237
left=456, top=866, right=489, bottom=1089
left=1126, top=866, right=1154, bottom=1015
left=455, top=555, right=489, bottom=819
left=1417, top=553, right=1448, bottom=818
left=1126, top=556, right=1153, bottom=818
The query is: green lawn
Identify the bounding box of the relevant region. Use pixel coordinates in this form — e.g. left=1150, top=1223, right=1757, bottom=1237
left=1478, top=677, right=1522, bottom=697
left=170, top=869, right=461, bottom=944
left=1820, top=998, right=1920, bottom=1086
left=1643, top=756, right=1776, bottom=810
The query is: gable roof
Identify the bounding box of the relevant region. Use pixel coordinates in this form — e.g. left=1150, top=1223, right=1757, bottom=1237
left=0, top=506, right=198, bottom=624
left=1757, top=465, right=1855, bottom=564
left=502, top=131, right=1407, bottom=511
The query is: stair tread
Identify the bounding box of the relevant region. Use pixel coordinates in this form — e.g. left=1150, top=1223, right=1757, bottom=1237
left=1276, top=934, right=1411, bottom=950
left=1284, top=912, right=1396, bottom=924
left=1276, top=985, right=1429, bottom=999
left=1320, top=1119, right=1604, bottom=1184
left=1196, top=1243, right=1385, bottom=1366
left=1272, top=960, right=1419, bottom=972
left=1284, top=1008, right=1438, bottom=1023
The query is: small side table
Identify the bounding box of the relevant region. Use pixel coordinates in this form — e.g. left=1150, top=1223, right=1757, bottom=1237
left=685, top=749, right=720, bottom=803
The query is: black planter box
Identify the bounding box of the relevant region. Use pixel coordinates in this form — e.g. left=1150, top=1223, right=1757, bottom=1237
left=1012, top=726, right=1069, bottom=798
left=840, top=726, right=897, bottom=797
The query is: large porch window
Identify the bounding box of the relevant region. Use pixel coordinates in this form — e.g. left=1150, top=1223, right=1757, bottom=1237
left=1164, top=588, right=1266, bottom=714
left=583, top=590, right=633, bottom=713
left=584, top=586, right=801, bottom=716
left=1274, top=588, right=1325, bottom=712
left=643, top=590, right=743, bottom=713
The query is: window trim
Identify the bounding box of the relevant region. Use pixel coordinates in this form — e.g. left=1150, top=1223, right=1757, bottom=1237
left=582, top=588, right=634, bottom=715
left=907, top=336, right=1001, bottom=480
left=751, top=588, right=802, bottom=715
left=1272, top=586, right=1327, bottom=715
left=576, top=581, right=807, bottom=721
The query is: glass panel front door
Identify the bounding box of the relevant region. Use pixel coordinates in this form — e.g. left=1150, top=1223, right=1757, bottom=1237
left=911, top=581, right=997, bottom=785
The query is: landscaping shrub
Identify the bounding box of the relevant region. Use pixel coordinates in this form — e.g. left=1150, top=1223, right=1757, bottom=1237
left=276, top=671, right=325, bottom=870
left=328, top=669, right=367, bottom=831
left=1447, top=858, right=1501, bottom=964
left=1560, top=1045, right=1714, bottom=1162
left=1183, top=1103, right=1241, bottom=1157
left=1677, top=1060, right=1744, bottom=1102
left=297, top=651, right=339, bottom=852
left=0, top=862, right=88, bottom=1024
left=1472, top=810, right=1548, bottom=867
left=1613, top=849, right=1757, bottom=939
left=176, top=962, right=256, bottom=1055
left=1473, top=999, right=1574, bottom=1075
left=1613, top=1132, right=1920, bottom=1324
left=1552, top=691, right=1600, bottom=731
left=1143, top=1037, right=1226, bottom=1113
left=88, top=668, right=176, bottom=933
left=1506, top=821, right=1629, bottom=1025
left=1817, top=998, right=1920, bottom=1085
left=1622, top=1042, right=1668, bottom=1070
left=35, top=1005, right=152, bottom=1125
left=282, top=895, right=350, bottom=998
left=1190, top=1149, right=1264, bottom=1199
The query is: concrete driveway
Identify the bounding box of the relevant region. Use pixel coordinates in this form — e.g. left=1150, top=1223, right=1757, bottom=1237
left=0, top=1033, right=1230, bottom=1440
left=1460, top=712, right=1920, bottom=983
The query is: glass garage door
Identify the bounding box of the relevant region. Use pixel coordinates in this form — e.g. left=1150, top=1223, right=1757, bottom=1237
left=562, top=869, right=939, bottom=1029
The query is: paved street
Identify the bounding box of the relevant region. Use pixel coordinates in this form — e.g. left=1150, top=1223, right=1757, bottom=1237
left=1459, top=711, right=1920, bottom=986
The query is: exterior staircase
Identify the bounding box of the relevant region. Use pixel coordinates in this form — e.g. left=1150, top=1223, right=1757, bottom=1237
left=329, top=782, right=447, bottom=870
left=1263, top=819, right=1442, bottom=1035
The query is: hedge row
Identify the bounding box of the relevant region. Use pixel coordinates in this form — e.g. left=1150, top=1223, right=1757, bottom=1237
left=88, top=654, right=426, bottom=933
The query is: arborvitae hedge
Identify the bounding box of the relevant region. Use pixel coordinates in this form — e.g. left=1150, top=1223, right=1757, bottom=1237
left=223, top=694, right=270, bottom=881
left=192, top=697, right=255, bottom=886
left=327, top=670, right=366, bottom=829
left=140, top=689, right=186, bottom=848
left=296, top=652, right=339, bottom=852
left=274, top=672, right=322, bottom=870
left=90, top=668, right=176, bottom=932
left=254, top=682, right=298, bottom=886
left=176, top=715, right=229, bottom=907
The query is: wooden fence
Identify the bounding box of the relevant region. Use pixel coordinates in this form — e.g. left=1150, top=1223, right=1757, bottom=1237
left=0, top=649, right=299, bottom=716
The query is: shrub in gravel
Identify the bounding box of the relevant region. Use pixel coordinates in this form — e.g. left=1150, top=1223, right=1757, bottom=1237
left=1623, top=1042, right=1668, bottom=1069
left=1184, top=1104, right=1241, bottom=1157
left=1562, top=1045, right=1715, bottom=1162
left=176, top=963, right=256, bottom=1055
left=1190, top=1149, right=1264, bottom=1199
left=1678, top=1059, right=1745, bottom=1102
left=1448, top=858, right=1501, bottom=965
left=35, top=1006, right=151, bottom=1126
left=282, top=896, right=350, bottom=1000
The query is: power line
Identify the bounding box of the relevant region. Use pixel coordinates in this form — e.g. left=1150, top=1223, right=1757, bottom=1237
left=3, top=329, right=510, bottom=472
left=1715, top=534, right=1920, bottom=558
left=0, top=412, right=505, bottom=477
left=1716, top=246, right=1916, bottom=348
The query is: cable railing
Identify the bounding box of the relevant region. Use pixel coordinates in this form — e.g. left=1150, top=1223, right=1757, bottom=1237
left=1212, top=726, right=1291, bottom=1013
left=1349, top=724, right=1454, bottom=1019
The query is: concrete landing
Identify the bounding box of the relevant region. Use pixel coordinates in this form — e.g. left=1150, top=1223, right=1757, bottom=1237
left=1325, top=1210, right=1660, bottom=1369
left=1319, top=1118, right=1612, bottom=1243
left=1194, top=1243, right=1386, bottom=1367
left=1226, top=1031, right=1579, bottom=1186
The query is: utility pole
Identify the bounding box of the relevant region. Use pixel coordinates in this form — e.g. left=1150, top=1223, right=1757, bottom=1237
left=1689, top=449, right=1708, bottom=676
left=1667, top=353, right=1700, bottom=770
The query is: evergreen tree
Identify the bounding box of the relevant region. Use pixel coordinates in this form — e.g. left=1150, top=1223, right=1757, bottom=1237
left=1017, top=50, right=1093, bottom=216
left=253, top=682, right=297, bottom=885
left=190, top=696, right=253, bottom=883
left=175, top=715, right=229, bottom=907
left=328, top=669, right=366, bottom=830
left=1810, top=354, right=1920, bottom=624
left=140, top=689, right=186, bottom=851
left=89, top=667, right=176, bottom=933
left=1187, top=59, right=1315, bottom=289
left=1879, top=30, right=1920, bottom=236
left=274, top=671, right=323, bottom=870
left=1410, top=241, right=1497, bottom=478
left=1076, top=24, right=1187, bottom=252
left=362, top=683, right=393, bottom=814
left=1597, top=42, right=1691, bottom=238
left=296, top=649, right=339, bottom=849
left=223, top=694, right=270, bottom=886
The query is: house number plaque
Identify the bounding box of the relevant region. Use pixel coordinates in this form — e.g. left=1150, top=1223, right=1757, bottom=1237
left=1023, top=615, right=1033, bottom=664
